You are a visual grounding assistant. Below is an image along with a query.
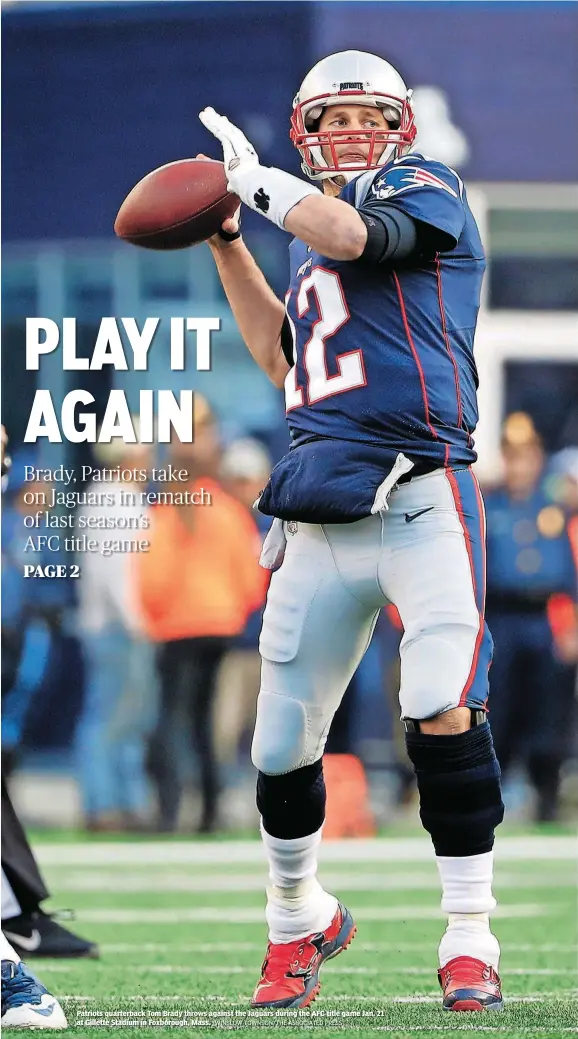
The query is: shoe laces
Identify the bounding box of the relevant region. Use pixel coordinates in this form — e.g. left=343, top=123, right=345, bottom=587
left=1, top=962, right=45, bottom=1010
left=261, top=936, right=321, bottom=981
left=439, top=957, right=499, bottom=989
left=42, top=908, right=76, bottom=923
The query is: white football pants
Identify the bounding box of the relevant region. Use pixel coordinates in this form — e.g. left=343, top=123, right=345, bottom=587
left=252, top=466, right=491, bottom=775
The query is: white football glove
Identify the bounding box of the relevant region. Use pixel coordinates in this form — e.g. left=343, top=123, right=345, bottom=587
left=199, top=107, right=259, bottom=185
left=199, top=106, right=319, bottom=229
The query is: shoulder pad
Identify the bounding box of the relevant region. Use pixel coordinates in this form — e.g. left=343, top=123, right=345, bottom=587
left=358, top=157, right=463, bottom=207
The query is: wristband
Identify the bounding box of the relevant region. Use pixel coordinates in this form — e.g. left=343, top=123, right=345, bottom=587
left=217, top=227, right=241, bottom=242
left=229, top=165, right=320, bottom=230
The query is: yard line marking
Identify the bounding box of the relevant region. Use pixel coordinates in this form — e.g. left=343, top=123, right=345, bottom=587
left=44, top=863, right=573, bottom=879
left=71, top=903, right=556, bottom=924
left=45, top=964, right=578, bottom=976
left=401, top=967, right=578, bottom=976
left=59, top=993, right=573, bottom=1003
left=99, top=941, right=578, bottom=955
left=100, top=942, right=265, bottom=954
left=384, top=996, right=546, bottom=1004
left=46, top=870, right=577, bottom=892
left=35, top=836, right=578, bottom=867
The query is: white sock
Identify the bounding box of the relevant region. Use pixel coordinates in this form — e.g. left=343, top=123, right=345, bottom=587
left=436, top=852, right=499, bottom=969
left=0, top=930, right=21, bottom=964
left=261, top=823, right=338, bottom=943
left=1, top=869, right=21, bottom=921
left=438, top=913, right=500, bottom=969
left=437, top=852, right=496, bottom=913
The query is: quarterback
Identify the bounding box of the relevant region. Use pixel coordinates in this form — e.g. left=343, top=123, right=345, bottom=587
left=200, top=50, right=504, bottom=1012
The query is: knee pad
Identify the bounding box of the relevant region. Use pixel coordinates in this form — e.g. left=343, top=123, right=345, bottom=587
left=251, top=691, right=311, bottom=774
left=405, top=721, right=504, bottom=857
left=256, top=759, right=326, bottom=840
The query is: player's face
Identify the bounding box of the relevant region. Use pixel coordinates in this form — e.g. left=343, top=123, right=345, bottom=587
left=317, top=105, right=390, bottom=169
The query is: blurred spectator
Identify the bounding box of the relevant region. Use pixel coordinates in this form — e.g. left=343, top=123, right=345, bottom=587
left=220, top=437, right=272, bottom=513
left=214, top=436, right=379, bottom=828
left=138, top=400, right=269, bottom=832
left=1, top=424, right=10, bottom=487
left=1, top=451, right=71, bottom=774
left=546, top=449, right=578, bottom=667
left=74, top=431, right=157, bottom=832
left=214, top=438, right=272, bottom=774
left=484, top=414, right=578, bottom=821
left=548, top=447, right=578, bottom=515
left=1, top=428, right=97, bottom=960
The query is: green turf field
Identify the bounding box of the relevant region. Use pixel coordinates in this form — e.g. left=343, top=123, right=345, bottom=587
left=7, top=834, right=577, bottom=1038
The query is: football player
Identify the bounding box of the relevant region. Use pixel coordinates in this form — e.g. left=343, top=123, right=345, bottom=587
left=199, top=50, right=504, bottom=1012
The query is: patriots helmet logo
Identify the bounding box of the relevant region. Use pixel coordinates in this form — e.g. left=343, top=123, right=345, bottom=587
left=372, top=165, right=459, bottom=200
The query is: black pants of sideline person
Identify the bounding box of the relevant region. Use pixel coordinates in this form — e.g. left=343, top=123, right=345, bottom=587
left=148, top=636, right=229, bottom=833
left=487, top=608, right=577, bottom=822
left=1, top=773, right=49, bottom=914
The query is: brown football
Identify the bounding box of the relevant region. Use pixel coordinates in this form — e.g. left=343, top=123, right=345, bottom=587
left=114, top=158, right=240, bottom=249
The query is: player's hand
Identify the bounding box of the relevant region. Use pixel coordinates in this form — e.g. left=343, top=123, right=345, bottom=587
left=199, top=108, right=317, bottom=232
left=199, top=108, right=259, bottom=196
left=195, top=151, right=241, bottom=247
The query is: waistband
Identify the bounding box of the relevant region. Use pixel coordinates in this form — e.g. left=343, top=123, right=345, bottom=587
left=397, top=460, right=442, bottom=484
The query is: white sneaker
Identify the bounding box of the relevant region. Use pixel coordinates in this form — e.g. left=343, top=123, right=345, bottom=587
left=1, top=960, right=68, bottom=1029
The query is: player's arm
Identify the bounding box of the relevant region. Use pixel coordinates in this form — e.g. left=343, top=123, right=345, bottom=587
left=283, top=194, right=425, bottom=263
left=356, top=160, right=466, bottom=257
left=199, top=109, right=464, bottom=264
left=265, top=175, right=458, bottom=263
left=199, top=108, right=369, bottom=260
left=208, top=230, right=290, bottom=388
left=192, top=152, right=289, bottom=387
left=282, top=194, right=367, bottom=259
left=198, top=108, right=426, bottom=263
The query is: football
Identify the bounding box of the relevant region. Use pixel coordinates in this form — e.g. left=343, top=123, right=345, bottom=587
left=114, top=158, right=240, bottom=250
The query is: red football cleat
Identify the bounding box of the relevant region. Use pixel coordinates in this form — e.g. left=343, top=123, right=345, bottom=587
left=438, top=955, right=504, bottom=1011
left=251, top=903, right=356, bottom=1009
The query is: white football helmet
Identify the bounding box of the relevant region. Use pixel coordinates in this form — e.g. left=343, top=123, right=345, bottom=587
left=291, top=50, right=416, bottom=182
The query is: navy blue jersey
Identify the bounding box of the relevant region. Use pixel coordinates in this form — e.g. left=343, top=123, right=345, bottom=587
left=258, top=153, right=486, bottom=523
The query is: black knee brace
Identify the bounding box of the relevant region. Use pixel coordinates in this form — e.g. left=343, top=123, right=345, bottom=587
left=405, top=721, right=504, bottom=857
left=256, top=760, right=326, bottom=840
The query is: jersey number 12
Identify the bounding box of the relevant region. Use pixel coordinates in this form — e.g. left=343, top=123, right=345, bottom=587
left=284, top=267, right=366, bottom=409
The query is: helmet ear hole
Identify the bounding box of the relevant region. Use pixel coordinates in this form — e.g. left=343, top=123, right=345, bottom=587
left=378, top=104, right=401, bottom=129
left=304, top=105, right=324, bottom=129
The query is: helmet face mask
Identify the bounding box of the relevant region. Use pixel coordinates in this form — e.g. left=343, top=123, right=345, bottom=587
left=290, top=52, right=417, bottom=182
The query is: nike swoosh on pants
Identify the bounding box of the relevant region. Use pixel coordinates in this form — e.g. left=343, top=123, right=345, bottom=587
left=404, top=506, right=434, bottom=523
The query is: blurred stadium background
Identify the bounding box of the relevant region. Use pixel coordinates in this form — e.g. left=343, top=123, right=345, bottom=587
left=2, top=0, right=577, bottom=840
